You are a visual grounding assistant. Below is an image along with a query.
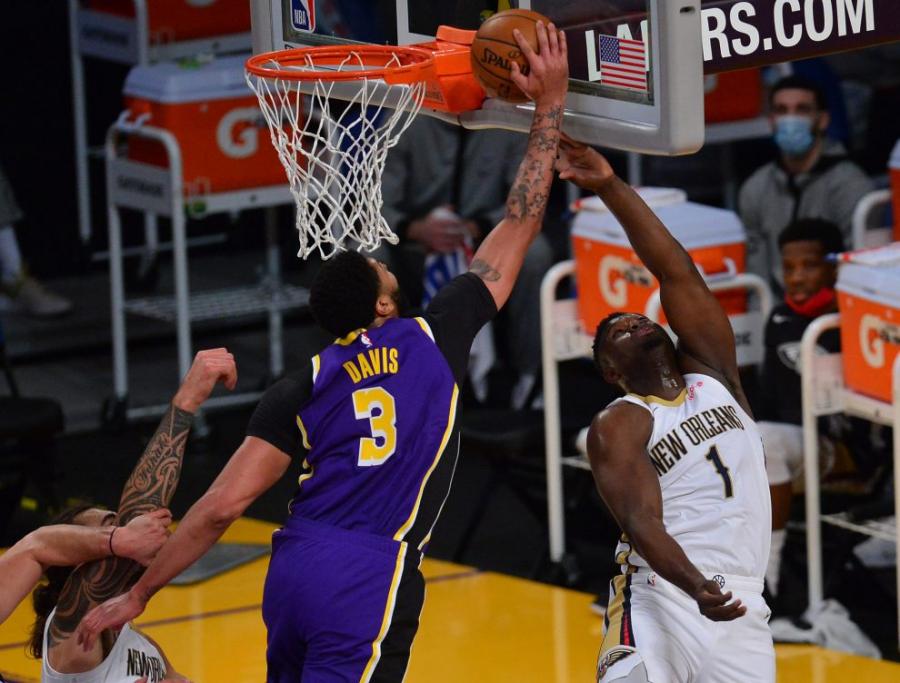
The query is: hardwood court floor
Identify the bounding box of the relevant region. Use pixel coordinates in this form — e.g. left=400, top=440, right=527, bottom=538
left=1, top=518, right=898, bottom=682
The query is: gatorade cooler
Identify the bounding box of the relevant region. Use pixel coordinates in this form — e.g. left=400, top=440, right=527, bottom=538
left=836, top=243, right=900, bottom=403
left=704, top=69, right=763, bottom=123
left=123, top=55, right=288, bottom=194
left=571, top=188, right=746, bottom=332
left=890, top=140, right=900, bottom=240
left=88, top=0, right=250, bottom=43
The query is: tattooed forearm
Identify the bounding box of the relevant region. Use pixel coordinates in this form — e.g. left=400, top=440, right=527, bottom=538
left=47, top=403, right=194, bottom=648
left=470, top=259, right=501, bottom=282
left=504, top=105, right=563, bottom=222
left=118, top=403, right=194, bottom=523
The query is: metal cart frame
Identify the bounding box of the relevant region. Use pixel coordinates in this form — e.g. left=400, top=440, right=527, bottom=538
left=800, top=313, right=900, bottom=648
left=105, top=119, right=304, bottom=421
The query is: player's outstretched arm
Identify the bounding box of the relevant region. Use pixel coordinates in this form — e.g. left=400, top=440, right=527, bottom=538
left=469, top=21, right=567, bottom=310
left=586, top=404, right=747, bottom=622
left=557, top=136, right=741, bottom=393
left=76, top=436, right=292, bottom=651
left=0, top=513, right=170, bottom=626
left=48, top=349, right=236, bottom=663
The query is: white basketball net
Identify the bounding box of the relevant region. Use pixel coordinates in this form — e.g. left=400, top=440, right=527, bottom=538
left=246, top=51, right=428, bottom=260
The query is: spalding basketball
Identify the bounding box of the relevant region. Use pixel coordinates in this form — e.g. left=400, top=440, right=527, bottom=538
left=470, top=9, right=551, bottom=104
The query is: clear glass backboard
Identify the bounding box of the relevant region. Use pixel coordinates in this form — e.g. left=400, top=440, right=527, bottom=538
left=249, top=0, right=705, bottom=155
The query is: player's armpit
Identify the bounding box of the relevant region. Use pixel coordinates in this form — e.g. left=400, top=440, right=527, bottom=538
left=586, top=404, right=707, bottom=598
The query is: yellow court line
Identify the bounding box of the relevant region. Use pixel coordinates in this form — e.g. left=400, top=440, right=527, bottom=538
left=4, top=519, right=900, bottom=682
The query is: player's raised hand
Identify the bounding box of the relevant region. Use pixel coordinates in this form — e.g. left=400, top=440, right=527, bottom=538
left=172, top=348, right=238, bottom=413
left=116, top=509, right=172, bottom=566
left=555, top=132, right=616, bottom=193
left=692, top=579, right=747, bottom=622
left=76, top=588, right=148, bottom=651
left=509, top=21, right=568, bottom=104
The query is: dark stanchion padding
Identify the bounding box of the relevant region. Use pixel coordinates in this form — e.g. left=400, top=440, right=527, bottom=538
left=453, top=408, right=545, bottom=566
left=0, top=320, right=65, bottom=534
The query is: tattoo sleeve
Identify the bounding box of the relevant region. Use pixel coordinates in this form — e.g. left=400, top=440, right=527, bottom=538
left=504, top=105, right=563, bottom=223
left=117, top=404, right=194, bottom=524
left=48, top=404, right=194, bottom=647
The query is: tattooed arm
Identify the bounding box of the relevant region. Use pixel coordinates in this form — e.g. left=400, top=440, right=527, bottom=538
left=468, top=20, right=568, bottom=310
left=45, top=349, right=237, bottom=672
left=0, top=512, right=170, bottom=626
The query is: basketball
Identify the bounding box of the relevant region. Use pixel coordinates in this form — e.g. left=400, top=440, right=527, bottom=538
left=470, top=9, right=551, bottom=104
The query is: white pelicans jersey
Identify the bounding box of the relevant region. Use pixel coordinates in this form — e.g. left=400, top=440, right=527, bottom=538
left=612, top=373, right=771, bottom=579
left=42, top=608, right=167, bottom=683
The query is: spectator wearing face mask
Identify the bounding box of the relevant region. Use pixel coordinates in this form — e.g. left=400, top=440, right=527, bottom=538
left=738, top=75, right=873, bottom=292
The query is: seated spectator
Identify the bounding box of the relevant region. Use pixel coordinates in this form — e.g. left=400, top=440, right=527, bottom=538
left=0, top=165, right=72, bottom=317
left=739, top=76, right=873, bottom=291
left=756, top=219, right=845, bottom=600
left=380, top=116, right=553, bottom=407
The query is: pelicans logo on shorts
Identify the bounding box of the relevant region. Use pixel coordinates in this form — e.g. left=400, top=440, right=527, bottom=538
left=597, top=646, right=636, bottom=680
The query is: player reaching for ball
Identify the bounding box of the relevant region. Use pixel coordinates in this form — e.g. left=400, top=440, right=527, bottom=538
left=556, top=136, right=775, bottom=683
left=77, top=21, right=568, bottom=683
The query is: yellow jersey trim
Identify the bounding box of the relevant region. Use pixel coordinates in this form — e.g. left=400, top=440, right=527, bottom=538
left=297, top=458, right=314, bottom=488
left=627, top=388, right=687, bottom=407
left=334, top=328, right=365, bottom=346
left=393, top=384, right=459, bottom=542
left=414, top=317, right=435, bottom=342
left=359, top=542, right=407, bottom=682
left=311, top=355, right=321, bottom=384
left=296, top=415, right=312, bottom=450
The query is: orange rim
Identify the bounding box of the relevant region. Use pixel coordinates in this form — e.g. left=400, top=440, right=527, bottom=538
left=245, top=45, right=436, bottom=85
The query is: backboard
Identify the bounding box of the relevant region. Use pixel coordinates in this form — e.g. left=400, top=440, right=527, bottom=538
left=249, top=1, right=706, bottom=155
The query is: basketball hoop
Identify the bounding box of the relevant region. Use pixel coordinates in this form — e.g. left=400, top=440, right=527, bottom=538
left=244, top=46, right=432, bottom=259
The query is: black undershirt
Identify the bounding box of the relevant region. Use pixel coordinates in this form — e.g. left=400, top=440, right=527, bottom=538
left=246, top=273, right=497, bottom=460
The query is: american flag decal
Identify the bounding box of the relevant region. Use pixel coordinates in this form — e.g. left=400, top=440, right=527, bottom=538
left=598, top=34, right=647, bottom=93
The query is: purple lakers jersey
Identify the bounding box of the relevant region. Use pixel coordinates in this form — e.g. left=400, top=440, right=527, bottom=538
left=290, top=317, right=459, bottom=549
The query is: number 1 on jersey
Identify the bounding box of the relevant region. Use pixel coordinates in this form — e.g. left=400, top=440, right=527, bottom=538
left=705, top=445, right=734, bottom=498
left=352, top=387, right=397, bottom=466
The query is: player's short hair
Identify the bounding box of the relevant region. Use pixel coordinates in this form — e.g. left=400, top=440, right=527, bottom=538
left=592, top=311, right=630, bottom=369
left=777, top=218, right=845, bottom=256
left=309, top=251, right=381, bottom=337
left=770, top=75, right=828, bottom=111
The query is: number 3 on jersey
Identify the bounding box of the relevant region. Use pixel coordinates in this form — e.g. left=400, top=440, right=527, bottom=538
left=352, top=387, right=397, bottom=466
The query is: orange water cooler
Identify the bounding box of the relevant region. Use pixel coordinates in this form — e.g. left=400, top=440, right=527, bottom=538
left=836, top=243, right=900, bottom=403
left=122, top=55, right=287, bottom=194
left=704, top=69, right=763, bottom=123
left=88, top=0, right=250, bottom=42
left=571, top=188, right=746, bottom=333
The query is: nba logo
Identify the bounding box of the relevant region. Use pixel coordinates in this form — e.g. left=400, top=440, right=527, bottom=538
left=290, top=0, right=316, bottom=32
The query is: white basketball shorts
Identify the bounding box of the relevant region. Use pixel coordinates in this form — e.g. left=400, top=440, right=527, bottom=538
left=597, top=570, right=774, bottom=683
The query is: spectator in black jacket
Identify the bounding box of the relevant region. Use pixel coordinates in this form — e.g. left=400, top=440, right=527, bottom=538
left=756, top=219, right=844, bottom=600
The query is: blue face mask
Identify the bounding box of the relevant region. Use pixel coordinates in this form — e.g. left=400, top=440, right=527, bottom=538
left=773, top=115, right=816, bottom=157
